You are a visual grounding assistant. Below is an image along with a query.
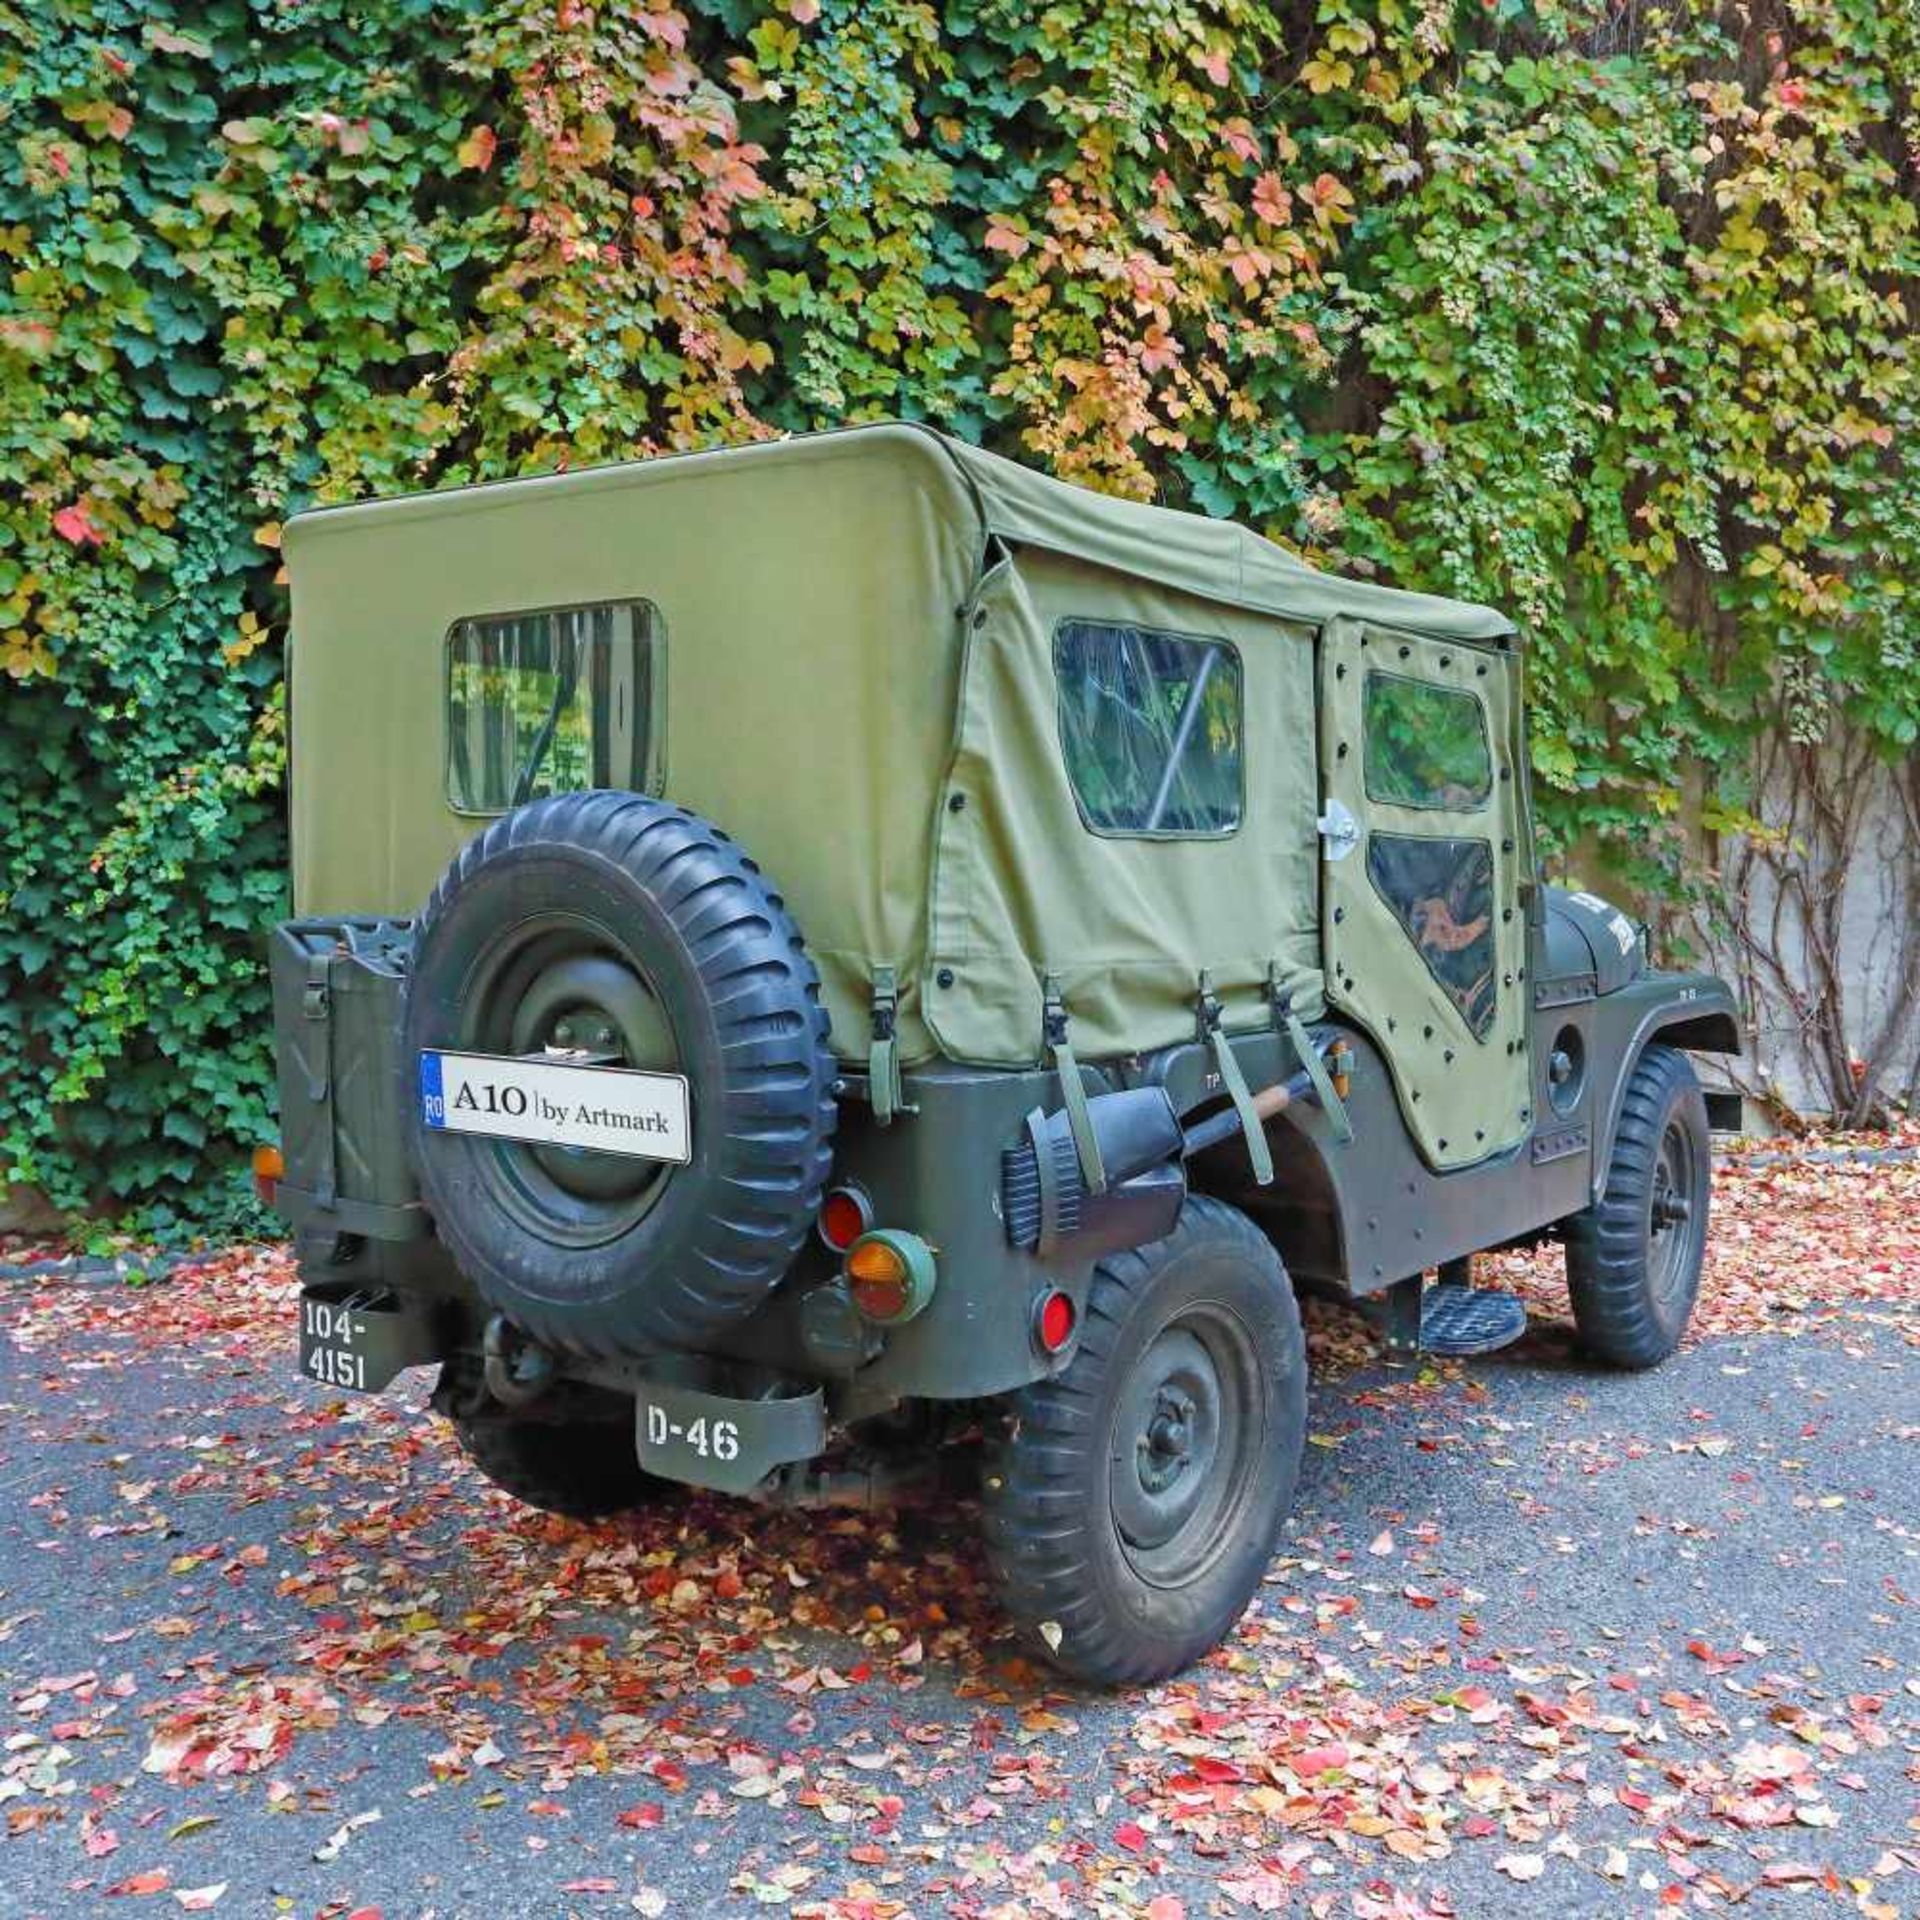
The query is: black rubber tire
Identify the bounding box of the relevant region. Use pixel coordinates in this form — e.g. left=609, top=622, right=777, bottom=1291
left=404, top=790, right=837, bottom=1357
left=454, top=1414, right=666, bottom=1522
left=1564, top=1043, right=1711, bottom=1368
left=981, top=1197, right=1307, bottom=1686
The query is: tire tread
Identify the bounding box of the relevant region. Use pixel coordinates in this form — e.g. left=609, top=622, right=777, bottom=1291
left=405, top=790, right=837, bottom=1356
left=981, top=1197, right=1306, bottom=1686
left=1564, top=1044, right=1710, bottom=1368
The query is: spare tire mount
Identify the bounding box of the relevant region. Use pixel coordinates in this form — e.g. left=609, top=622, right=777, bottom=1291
left=476, top=932, right=682, bottom=1225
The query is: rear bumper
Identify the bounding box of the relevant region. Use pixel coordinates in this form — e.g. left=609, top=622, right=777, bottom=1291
left=296, top=1273, right=830, bottom=1496
left=280, top=1184, right=429, bottom=1240
left=632, top=1362, right=826, bottom=1494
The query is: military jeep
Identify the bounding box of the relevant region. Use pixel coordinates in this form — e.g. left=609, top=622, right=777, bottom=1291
left=267, top=425, right=1738, bottom=1684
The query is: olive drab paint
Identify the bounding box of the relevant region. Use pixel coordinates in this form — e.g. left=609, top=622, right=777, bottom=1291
left=285, top=423, right=1519, bottom=1169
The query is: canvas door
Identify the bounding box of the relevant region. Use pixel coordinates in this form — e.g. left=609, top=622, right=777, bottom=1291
left=1316, top=618, right=1531, bottom=1170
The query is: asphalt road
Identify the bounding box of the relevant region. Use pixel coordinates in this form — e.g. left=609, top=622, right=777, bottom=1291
left=1, top=1263, right=1914, bottom=1920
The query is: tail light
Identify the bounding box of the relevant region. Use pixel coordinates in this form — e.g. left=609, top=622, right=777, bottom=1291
left=843, top=1229, right=936, bottom=1326
left=251, top=1143, right=285, bottom=1207
left=816, top=1184, right=874, bottom=1253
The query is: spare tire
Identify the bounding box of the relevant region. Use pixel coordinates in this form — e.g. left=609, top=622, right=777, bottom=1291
left=402, top=790, right=837, bottom=1357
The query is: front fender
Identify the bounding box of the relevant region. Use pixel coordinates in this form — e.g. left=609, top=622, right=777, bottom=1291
left=1589, top=972, right=1741, bottom=1201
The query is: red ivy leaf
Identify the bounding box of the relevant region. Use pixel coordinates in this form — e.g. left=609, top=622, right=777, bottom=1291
left=1251, top=172, right=1292, bottom=227
left=53, top=500, right=105, bottom=547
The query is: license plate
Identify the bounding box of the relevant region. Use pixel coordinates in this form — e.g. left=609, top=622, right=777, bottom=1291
left=419, top=1050, right=691, bottom=1163
left=641, top=1401, right=745, bottom=1471
left=300, top=1295, right=373, bottom=1391
left=635, top=1378, right=826, bottom=1496
left=298, top=1290, right=443, bottom=1395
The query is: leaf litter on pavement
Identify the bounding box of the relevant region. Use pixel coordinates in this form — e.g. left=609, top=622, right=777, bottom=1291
left=0, top=1127, right=1915, bottom=1917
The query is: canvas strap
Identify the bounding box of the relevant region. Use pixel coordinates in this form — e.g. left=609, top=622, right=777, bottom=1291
left=868, top=966, right=904, bottom=1127
left=1269, top=964, right=1354, bottom=1145
left=1198, top=973, right=1274, bottom=1186
left=304, top=951, right=337, bottom=1207
left=1042, top=974, right=1107, bottom=1195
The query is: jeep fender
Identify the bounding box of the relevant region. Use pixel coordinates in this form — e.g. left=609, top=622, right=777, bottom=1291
left=1586, top=973, right=1741, bottom=1203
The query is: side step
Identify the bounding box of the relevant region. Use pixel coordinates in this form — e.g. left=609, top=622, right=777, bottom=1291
left=1373, top=1259, right=1529, bottom=1361
left=1420, top=1284, right=1529, bottom=1356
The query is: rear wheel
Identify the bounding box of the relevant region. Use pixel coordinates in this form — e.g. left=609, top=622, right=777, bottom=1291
left=981, top=1198, right=1306, bottom=1686
left=454, top=1413, right=669, bottom=1523
left=1564, top=1044, right=1711, bottom=1368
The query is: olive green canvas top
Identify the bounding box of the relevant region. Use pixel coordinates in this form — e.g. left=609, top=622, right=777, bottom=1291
left=287, top=423, right=1514, bottom=1075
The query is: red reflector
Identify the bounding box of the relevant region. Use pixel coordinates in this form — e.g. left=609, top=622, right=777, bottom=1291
left=850, top=1273, right=910, bottom=1322
left=818, top=1187, right=871, bottom=1253
left=1036, top=1290, right=1076, bottom=1354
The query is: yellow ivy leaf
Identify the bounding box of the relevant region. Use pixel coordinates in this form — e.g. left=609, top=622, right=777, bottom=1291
left=727, top=57, right=773, bottom=103
left=457, top=124, right=497, bottom=172
left=751, top=20, right=800, bottom=68
left=64, top=100, right=134, bottom=140
left=1299, top=53, right=1354, bottom=95
left=223, top=610, right=267, bottom=666
left=4, top=631, right=55, bottom=680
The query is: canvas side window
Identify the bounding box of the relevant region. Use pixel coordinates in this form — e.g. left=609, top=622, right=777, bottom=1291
left=1367, top=832, right=1497, bottom=1039
left=446, top=601, right=661, bottom=814
left=1363, top=672, right=1492, bottom=810
left=1054, top=621, right=1243, bottom=836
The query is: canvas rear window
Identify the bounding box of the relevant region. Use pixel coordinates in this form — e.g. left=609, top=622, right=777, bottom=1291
left=1054, top=621, right=1242, bottom=836
left=446, top=601, right=660, bottom=814
left=1363, top=672, right=1492, bottom=811
left=1367, top=832, right=1497, bottom=1039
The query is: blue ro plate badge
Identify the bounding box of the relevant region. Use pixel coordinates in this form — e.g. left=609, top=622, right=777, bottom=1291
left=419, top=1050, right=692, bottom=1163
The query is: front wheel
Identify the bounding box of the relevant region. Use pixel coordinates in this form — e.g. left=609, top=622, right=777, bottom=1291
left=1563, top=1043, right=1711, bottom=1368
left=981, top=1197, right=1306, bottom=1686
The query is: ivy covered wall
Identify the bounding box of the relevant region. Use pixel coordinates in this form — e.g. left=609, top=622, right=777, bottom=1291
left=3, top=0, right=1915, bottom=1224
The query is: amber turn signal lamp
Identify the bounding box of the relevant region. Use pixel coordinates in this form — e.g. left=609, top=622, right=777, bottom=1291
left=1035, top=1289, right=1076, bottom=1355
left=843, top=1229, right=936, bottom=1326
left=251, top=1142, right=285, bottom=1207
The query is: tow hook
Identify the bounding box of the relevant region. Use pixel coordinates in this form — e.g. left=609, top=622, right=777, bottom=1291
left=482, top=1314, right=557, bottom=1407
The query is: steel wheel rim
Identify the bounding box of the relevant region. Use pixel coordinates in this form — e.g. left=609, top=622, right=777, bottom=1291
left=1108, top=1304, right=1265, bottom=1590
left=456, top=912, right=682, bottom=1248
left=1647, top=1116, right=1700, bottom=1314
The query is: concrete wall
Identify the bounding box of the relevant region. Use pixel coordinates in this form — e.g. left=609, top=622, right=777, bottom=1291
left=1691, top=746, right=1918, bottom=1126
